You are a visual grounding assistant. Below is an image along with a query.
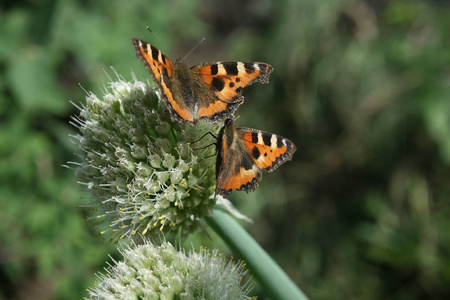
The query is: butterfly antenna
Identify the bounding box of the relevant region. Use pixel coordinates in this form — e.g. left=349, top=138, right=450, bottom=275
left=182, top=38, right=206, bottom=61
left=146, top=26, right=169, bottom=49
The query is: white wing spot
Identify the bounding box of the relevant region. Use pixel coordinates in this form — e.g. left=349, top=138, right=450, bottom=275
left=218, top=64, right=226, bottom=74
left=282, top=139, right=287, bottom=146
left=257, top=133, right=264, bottom=145
left=237, top=62, right=246, bottom=74
left=253, top=63, right=260, bottom=70
left=270, top=135, right=277, bottom=148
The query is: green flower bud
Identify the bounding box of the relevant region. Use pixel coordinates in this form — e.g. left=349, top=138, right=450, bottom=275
left=72, top=74, right=219, bottom=241
left=88, top=242, right=256, bottom=300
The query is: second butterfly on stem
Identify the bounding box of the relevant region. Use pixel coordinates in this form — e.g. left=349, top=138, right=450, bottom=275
left=197, top=119, right=297, bottom=197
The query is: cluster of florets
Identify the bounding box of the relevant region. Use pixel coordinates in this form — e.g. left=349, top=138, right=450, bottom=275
left=72, top=76, right=218, bottom=241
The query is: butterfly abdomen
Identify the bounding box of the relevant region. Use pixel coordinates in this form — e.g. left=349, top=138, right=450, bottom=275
left=215, top=124, right=227, bottom=180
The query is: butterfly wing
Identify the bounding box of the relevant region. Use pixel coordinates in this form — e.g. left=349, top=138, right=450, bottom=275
left=215, top=120, right=296, bottom=197
left=192, top=62, right=273, bottom=120
left=237, top=127, right=297, bottom=173
left=132, top=38, right=195, bottom=122
left=215, top=125, right=263, bottom=196
left=132, top=38, right=174, bottom=82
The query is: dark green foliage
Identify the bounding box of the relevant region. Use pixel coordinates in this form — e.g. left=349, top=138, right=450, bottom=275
left=1, top=0, right=449, bottom=299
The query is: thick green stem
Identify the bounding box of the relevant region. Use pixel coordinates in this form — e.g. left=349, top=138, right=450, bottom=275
left=205, top=208, right=309, bottom=300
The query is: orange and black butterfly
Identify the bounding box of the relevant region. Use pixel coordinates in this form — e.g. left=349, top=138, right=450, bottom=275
left=215, top=119, right=296, bottom=197
left=132, top=38, right=273, bottom=123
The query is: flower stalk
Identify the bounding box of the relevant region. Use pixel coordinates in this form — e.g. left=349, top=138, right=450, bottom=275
left=206, top=208, right=309, bottom=300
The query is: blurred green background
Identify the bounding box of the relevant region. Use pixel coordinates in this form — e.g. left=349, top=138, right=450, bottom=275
left=1, top=0, right=450, bottom=299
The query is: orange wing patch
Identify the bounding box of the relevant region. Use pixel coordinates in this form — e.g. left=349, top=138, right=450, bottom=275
left=197, top=99, right=228, bottom=118
left=196, top=98, right=242, bottom=121
left=194, top=62, right=273, bottom=102
left=240, top=130, right=296, bottom=173
left=217, top=166, right=261, bottom=193
left=250, top=143, right=287, bottom=170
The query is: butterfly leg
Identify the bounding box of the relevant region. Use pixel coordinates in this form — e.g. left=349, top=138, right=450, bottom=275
left=193, top=143, right=217, bottom=163
left=199, top=149, right=218, bottom=160
left=189, top=131, right=218, bottom=144
left=191, top=142, right=217, bottom=152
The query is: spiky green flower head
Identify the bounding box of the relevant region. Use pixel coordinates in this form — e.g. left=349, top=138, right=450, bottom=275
left=71, top=73, right=218, bottom=241
left=88, top=241, right=256, bottom=300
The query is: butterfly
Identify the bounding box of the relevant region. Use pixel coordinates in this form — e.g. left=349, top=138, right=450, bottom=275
left=215, top=119, right=297, bottom=197
left=132, top=38, right=274, bottom=124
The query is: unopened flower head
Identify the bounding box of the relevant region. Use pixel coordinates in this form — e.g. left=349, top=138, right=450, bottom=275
left=88, top=242, right=256, bottom=300
left=71, top=73, right=218, bottom=241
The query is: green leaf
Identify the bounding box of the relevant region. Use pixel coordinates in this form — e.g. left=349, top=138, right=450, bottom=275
left=7, top=46, right=68, bottom=114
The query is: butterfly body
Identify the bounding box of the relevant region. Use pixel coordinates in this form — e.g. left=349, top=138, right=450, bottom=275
left=133, top=38, right=273, bottom=123
left=215, top=119, right=297, bottom=197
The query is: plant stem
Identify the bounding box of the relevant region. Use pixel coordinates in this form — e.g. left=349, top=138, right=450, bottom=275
left=205, top=208, right=309, bottom=300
